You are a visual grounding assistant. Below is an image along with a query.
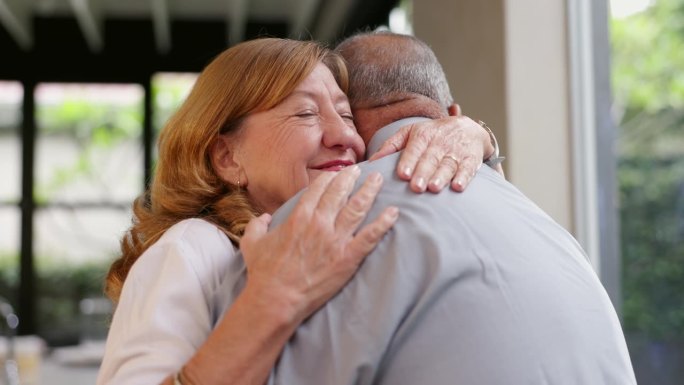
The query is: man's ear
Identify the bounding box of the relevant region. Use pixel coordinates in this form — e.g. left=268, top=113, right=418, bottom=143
left=210, top=135, right=243, bottom=186
left=447, top=103, right=461, bottom=117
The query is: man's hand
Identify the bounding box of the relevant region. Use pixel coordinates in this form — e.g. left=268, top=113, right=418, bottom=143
left=369, top=115, right=497, bottom=193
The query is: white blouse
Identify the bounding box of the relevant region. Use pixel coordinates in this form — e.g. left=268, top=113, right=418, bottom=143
left=96, top=218, right=244, bottom=385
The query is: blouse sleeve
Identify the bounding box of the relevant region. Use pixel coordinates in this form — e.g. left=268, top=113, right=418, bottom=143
left=96, top=219, right=238, bottom=385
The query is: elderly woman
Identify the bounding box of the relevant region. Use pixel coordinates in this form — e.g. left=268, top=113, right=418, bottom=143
left=97, top=38, right=494, bottom=385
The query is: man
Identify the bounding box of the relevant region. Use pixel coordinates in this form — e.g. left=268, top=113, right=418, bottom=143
left=267, top=32, right=636, bottom=384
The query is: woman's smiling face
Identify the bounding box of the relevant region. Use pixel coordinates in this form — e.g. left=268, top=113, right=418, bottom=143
left=233, top=63, right=365, bottom=213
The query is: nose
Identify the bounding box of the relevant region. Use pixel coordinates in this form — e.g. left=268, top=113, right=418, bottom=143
left=321, top=113, right=365, bottom=159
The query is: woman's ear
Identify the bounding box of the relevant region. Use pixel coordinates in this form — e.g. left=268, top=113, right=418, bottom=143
left=210, top=135, right=243, bottom=186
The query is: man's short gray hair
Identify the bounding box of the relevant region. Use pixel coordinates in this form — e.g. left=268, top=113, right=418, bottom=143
left=335, top=31, right=453, bottom=109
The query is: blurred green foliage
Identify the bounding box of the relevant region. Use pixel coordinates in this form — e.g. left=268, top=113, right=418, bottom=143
left=151, top=73, right=197, bottom=134
left=34, top=90, right=143, bottom=204
left=36, top=262, right=109, bottom=345
left=0, top=254, right=107, bottom=345
left=612, top=0, right=684, bottom=113
left=612, top=0, right=684, bottom=340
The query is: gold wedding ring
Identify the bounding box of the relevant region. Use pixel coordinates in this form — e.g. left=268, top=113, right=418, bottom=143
left=445, top=154, right=459, bottom=164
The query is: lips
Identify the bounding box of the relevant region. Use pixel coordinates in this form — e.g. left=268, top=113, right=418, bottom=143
left=312, top=159, right=355, bottom=171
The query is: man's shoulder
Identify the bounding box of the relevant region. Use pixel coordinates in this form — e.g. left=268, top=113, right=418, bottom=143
left=271, top=152, right=518, bottom=229
left=357, top=152, right=511, bottom=207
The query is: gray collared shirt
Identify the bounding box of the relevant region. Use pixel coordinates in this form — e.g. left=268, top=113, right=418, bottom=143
left=263, top=121, right=636, bottom=385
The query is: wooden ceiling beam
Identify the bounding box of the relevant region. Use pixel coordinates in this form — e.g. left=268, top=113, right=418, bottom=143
left=313, top=0, right=355, bottom=43
left=69, top=0, right=104, bottom=52
left=289, top=0, right=319, bottom=39
left=151, top=0, right=171, bottom=54
left=227, top=0, right=248, bottom=45
left=0, top=0, right=32, bottom=50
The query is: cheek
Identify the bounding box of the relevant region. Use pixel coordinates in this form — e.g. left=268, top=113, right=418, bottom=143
left=264, top=145, right=313, bottom=198
left=279, top=141, right=320, bottom=194
left=282, top=130, right=321, bottom=161
left=244, top=127, right=322, bottom=200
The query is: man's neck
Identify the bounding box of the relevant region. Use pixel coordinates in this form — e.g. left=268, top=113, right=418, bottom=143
left=353, top=94, right=447, bottom=144
left=353, top=94, right=447, bottom=159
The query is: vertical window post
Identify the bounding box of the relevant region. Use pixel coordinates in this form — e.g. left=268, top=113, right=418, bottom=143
left=19, top=79, right=36, bottom=335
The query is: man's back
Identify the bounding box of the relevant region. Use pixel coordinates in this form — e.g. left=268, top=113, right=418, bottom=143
left=269, top=151, right=635, bottom=384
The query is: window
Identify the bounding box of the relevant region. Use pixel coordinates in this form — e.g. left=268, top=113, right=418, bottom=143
left=1, top=72, right=198, bottom=350
left=0, top=81, right=22, bottom=308
left=33, top=83, right=144, bottom=344
left=0, top=71, right=199, bottom=381
left=611, top=0, right=684, bottom=382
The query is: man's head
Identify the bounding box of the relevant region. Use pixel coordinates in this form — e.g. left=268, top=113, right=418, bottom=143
left=336, top=31, right=459, bottom=144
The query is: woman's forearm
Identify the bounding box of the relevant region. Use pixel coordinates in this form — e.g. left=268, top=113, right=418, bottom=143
left=166, top=283, right=302, bottom=385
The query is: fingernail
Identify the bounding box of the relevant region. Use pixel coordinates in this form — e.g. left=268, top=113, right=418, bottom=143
left=403, top=167, right=412, bottom=178
left=429, top=178, right=442, bottom=190
left=370, top=171, right=382, bottom=184
left=388, top=206, right=399, bottom=220
left=415, top=177, right=426, bottom=191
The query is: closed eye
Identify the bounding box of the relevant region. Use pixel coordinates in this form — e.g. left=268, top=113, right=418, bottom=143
left=295, top=111, right=317, bottom=118
left=340, top=112, right=354, bottom=121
